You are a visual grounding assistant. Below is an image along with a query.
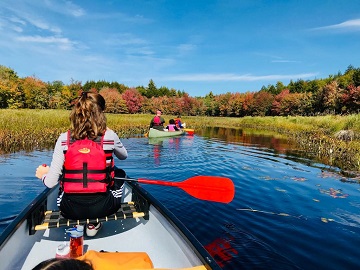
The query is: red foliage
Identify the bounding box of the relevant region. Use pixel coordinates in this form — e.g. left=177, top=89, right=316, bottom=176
left=252, top=91, right=274, bottom=116
left=341, top=84, right=360, bottom=113
left=122, top=88, right=144, bottom=113
left=271, top=89, right=290, bottom=115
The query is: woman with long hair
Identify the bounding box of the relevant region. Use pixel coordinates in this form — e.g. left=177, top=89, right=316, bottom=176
left=35, top=92, right=128, bottom=237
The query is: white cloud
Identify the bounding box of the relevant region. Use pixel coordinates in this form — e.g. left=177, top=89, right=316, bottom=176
left=312, top=19, right=360, bottom=31
left=165, top=73, right=318, bottom=82
left=4, top=11, right=62, bottom=35
left=24, top=15, right=62, bottom=34
left=10, top=16, right=26, bottom=26
left=15, top=35, right=75, bottom=50
left=44, top=0, right=85, bottom=17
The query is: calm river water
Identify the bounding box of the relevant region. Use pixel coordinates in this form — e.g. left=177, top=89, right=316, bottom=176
left=1, top=127, right=360, bottom=269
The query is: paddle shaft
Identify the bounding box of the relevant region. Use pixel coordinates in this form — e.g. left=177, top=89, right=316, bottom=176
left=114, top=176, right=235, bottom=203
left=115, top=177, right=230, bottom=190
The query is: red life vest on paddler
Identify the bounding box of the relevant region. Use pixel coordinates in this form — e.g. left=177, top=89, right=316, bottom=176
left=153, top=116, right=161, bottom=125
left=153, top=110, right=163, bottom=126
left=61, top=131, right=114, bottom=193
left=174, top=118, right=180, bottom=128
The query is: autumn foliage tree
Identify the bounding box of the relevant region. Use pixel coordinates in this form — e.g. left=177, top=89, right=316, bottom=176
left=21, top=76, right=49, bottom=109
left=341, top=84, right=360, bottom=114
left=2, top=64, right=360, bottom=117
left=271, top=89, right=290, bottom=116
left=316, top=81, right=340, bottom=114
left=0, top=65, right=22, bottom=108
left=175, top=93, right=194, bottom=115
left=227, top=93, right=242, bottom=117
left=100, top=87, right=128, bottom=114
left=58, top=80, right=83, bottom=109
left=122, top=88, right=144, bottom=113
left=252, top=91, right=274, bottom=116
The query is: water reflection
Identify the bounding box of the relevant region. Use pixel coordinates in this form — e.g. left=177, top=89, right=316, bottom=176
left=148, top=136, right=193, bottom=166
left=197, top=127, right=299, bottom=155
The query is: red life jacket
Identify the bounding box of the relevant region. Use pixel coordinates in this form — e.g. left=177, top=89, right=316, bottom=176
left=61, top=131, right=114, bottom=194
left=153, top=116, right=161, bottom=125
left=174, top=118, right=180, bottom=128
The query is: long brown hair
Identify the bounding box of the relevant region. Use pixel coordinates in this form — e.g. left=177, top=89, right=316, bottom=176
left=69, top=92, right=106, bottom=140
left=32, top=258, right=93, bottom=270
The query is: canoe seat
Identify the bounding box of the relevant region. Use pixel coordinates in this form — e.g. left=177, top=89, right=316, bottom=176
left=29, top=190, right=150, bottom=235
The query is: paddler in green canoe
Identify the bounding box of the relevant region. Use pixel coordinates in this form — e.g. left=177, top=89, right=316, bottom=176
left=150, top=110, right=165, bottom=131
left=174, top=115, right=186, bottom=129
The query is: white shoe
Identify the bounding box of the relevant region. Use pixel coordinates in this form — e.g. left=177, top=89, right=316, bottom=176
left=86, top=222, right=102, bottom=237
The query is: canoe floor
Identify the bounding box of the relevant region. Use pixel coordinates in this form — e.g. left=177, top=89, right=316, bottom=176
left=2, top=184, right=206, bottom=270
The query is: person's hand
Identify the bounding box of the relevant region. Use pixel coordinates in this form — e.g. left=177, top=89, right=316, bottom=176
left=35, top=164, right=50, bottom=179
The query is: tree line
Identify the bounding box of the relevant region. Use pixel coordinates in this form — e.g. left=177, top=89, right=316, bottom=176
left=1, top=64, right=360, bottom=116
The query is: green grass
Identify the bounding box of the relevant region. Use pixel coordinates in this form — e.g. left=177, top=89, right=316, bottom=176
left=1, top=109, right=358, bottom=136
left=1, top=109, right=360, bottom=172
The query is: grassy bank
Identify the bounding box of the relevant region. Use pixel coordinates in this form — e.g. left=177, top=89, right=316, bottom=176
left=1, top=109, right=360, bottom=173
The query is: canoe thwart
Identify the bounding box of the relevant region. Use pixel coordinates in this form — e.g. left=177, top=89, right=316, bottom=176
left=34, top=203, right=145, bottom=231
left=29, top=187, right=150, bottom=234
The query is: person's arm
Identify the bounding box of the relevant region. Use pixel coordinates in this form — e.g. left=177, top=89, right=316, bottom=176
left=108, top=130, right=128, bottom=160
left=35, top=134, right=65, bottom=188
left=149, top=118, right=154, bottom=128
left=174, top=126, right=179, bottom=131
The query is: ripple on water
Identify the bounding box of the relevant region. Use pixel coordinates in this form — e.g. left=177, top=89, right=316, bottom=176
left=1, top=135, right=360, bottom=269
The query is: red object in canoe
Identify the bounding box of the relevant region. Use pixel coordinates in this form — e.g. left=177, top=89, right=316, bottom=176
left=183, top=129, right=195, bottom=136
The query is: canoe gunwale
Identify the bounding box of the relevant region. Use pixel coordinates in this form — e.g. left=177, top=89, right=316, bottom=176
left=0, top=187, right=51, bottom=249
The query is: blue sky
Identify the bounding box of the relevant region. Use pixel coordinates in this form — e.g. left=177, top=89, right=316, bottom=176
left=1, top=0, right=360, bottom=97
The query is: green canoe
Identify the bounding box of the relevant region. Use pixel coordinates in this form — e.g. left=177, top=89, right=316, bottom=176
left=148, top=128, right=185, bottom=138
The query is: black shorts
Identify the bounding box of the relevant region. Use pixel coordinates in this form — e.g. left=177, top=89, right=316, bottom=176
left=58, top=169, right=126, bottom=220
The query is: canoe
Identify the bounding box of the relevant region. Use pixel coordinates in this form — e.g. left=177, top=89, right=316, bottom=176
left=0, top=179, right=222, bottom=270
left=148, top=128, right=185, bottom=138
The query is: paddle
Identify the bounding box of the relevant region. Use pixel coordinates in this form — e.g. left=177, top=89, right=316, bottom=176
left=183, top=128, right=195, bottom=136
left=114, top=176, right=235, bottom=203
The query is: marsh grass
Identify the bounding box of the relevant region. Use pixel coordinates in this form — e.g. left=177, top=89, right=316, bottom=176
left=1, top=109, right=360, bottom=172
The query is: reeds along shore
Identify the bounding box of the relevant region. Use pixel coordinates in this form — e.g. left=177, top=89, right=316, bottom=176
left=1, top=109, right=360, bottom=174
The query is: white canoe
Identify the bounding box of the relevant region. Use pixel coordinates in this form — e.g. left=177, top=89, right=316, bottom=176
left=148, top=128, right=185, bottom=138
left=0, top=181, right=220, bottom=270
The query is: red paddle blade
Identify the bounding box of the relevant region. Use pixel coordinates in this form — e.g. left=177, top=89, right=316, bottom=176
left=138, top=176, right=235, bottom=203
left=178, top=176, right=235, bottom=203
